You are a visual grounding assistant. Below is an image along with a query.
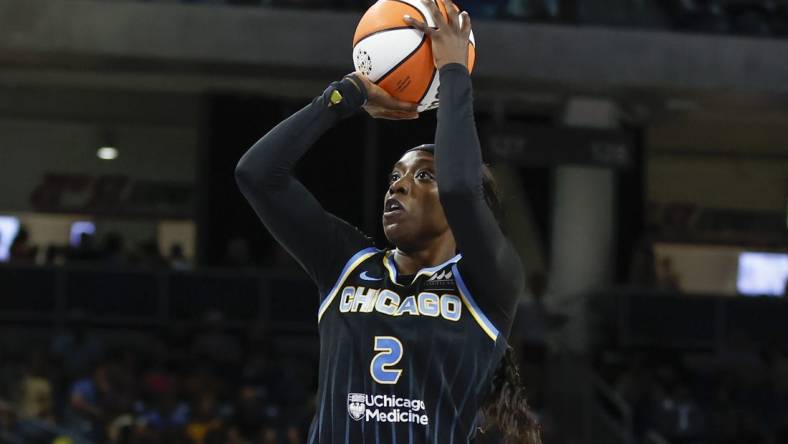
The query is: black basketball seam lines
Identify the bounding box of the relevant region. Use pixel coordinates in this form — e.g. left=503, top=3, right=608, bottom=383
left=417, top=67, right=437, bottom=104
left=373, top=34, right=427, bottom=86
left=353, top=0, right=427, bottom=45
left=353, top=26, right=415, bottom=48
left=356, top=0, right=470, bottom=94
left=389, top=0, right=428, bottom=23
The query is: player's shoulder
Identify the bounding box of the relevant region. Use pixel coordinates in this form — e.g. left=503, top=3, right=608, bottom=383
left=340, top=246, right=385, bottom=270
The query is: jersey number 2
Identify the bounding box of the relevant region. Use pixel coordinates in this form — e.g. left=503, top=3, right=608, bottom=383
left=370, top=336, right=403, bottom=384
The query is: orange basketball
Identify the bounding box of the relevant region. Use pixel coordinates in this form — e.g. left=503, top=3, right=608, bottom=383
left=352, top=0, right=476, bottom=112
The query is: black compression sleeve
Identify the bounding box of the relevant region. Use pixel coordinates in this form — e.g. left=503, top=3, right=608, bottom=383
left=235, top=77, right=373, bottom=295
left=434, top=63, right=525, bottom=338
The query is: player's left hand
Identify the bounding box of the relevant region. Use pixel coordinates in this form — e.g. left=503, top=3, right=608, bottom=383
left=348, top=72, right=420, bottom=120
left=403, top=0, right=472, bottom=70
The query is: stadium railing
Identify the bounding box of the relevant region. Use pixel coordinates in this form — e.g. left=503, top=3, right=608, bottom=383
left=0, top=263, right=316, bottom=331
left=2, top=264, right=785, bottom=345
left=611, top=289, right=788, bottom=350
left=591, top=374, right=635, bottom=444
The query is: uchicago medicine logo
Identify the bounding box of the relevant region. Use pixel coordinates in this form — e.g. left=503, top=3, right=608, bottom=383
left=347, top=393, right=428, bottom=425
left=347, top=393, right=366, bottom=421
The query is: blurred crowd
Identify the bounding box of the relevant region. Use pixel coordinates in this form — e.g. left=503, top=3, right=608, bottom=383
left=7, top=227, right=188, bottom=271
left=0, top=315, right=313, bottom=444
left=5, top=225, right=301, bottom=271
left=139, top=0, right=788, bottom=37
left=0, top=313, right=550, bottom=444
left=597, top=339, right=788, bottom=444
left=155, top=0, right=556, bottom=20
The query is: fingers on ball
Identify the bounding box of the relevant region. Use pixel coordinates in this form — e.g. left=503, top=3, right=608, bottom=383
left=460, top=11, right=471, bottom=34
left=403, top=15, right=431, bottom=34
left=420, top=0, right=442, bottom=21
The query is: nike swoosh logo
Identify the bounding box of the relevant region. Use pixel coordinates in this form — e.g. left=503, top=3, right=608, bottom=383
left=359, top=271, right=382, bottom=281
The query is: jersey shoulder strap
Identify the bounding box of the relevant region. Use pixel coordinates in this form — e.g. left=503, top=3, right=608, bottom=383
left=451, top=263, right=501, bottom=342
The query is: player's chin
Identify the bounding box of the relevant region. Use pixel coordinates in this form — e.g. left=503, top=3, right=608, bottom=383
left=382, top=218, right=410, bottom=246
left=382, top=221, right=400, bottom=244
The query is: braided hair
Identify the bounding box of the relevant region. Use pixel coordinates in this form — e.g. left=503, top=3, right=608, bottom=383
left=478, top=346, right=542, bottom=443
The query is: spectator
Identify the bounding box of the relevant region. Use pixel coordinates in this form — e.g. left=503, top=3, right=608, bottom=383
left=234, top=383, right=267, bottom=441
left=100, top=232, right=127, bottom=266
left=15, top=350, right=55, bottom=424
left=135, top=371, right=190, bottom=443
left=271, top=358, right=310, bottom=443
left=223, top=424, right=245, bottom=444
left=656, top=257, right=682, bottom=291
left=190, top=311, right=244, bottom=379
left=185, top=392, right=224, bottom=444
left=50, top=314, right=105, bottom=382
left=67, top=232, right=100, bottom=264
left=0, top=400, right=21, bottom=441
left=235, top=351, right=297, bottom=443
left=44, top=243, right=69, bottom=266
left=169, top=243, right=192, bottom=271
left=65, top=360, right=118, bottom=441
left=132, top=239, right=168, bottom=269
left=629, top=232, right=657, bottom=286
left=9, top=226, right=38, bottom=264
left=0, top=323, right=324, bottom=444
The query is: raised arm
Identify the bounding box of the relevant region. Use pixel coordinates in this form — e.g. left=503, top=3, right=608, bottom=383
left=235, top=76, right=418, bottom=294
left=405, top=1, right=524, bottom=333
left=435, top=64, right=524, bottom=331
left=235, top=78, right=373, bottom=293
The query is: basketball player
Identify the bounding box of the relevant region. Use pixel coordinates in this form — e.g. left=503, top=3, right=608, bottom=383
left=235, top=0, right=540, bottom=442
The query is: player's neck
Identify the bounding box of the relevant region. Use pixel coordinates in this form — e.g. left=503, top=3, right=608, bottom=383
left=392, top=233, right=457, bottom=275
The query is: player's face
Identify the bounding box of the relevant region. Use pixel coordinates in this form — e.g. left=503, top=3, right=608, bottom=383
left=382, top=151, right=450, bottom=250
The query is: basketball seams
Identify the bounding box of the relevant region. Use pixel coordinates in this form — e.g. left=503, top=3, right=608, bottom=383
left=416, top=67, right=437, bottom=104
left=353, top=26, right=416, bottom=48
left=352, top=0, right=476, bottom=108
left=396, top=0, right=437, bottom=28
left=416, top=66, right=441, bottom=112
left=373, top=34, right=427, bottom=86
left=353, top=29, right=425, bottom=81
left=352, top=0, right=426, bottom=45
left=388, top=0, right=427, bottom=23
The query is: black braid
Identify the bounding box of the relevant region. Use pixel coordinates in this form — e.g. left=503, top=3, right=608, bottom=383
left=479, top=347, right=542, bottom=444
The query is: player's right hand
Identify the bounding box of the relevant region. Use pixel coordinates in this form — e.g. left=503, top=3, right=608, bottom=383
left=347, top=72, right=419, bottom=120
left=404, top=0, right=472, bottom=70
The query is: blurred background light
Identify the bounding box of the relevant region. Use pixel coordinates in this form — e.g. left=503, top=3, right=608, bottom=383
left=97, top=146, right=118, bottom=160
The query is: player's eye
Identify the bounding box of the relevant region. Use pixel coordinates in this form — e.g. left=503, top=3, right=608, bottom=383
left=388, top=172, right=401, bottom=183
left=416, top=171, right=434, bottom=181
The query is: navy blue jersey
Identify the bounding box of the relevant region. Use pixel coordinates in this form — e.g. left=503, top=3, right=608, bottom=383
left=309, top=248, right=507, bottom=443
left=237, top=65, right=524, bottom=444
